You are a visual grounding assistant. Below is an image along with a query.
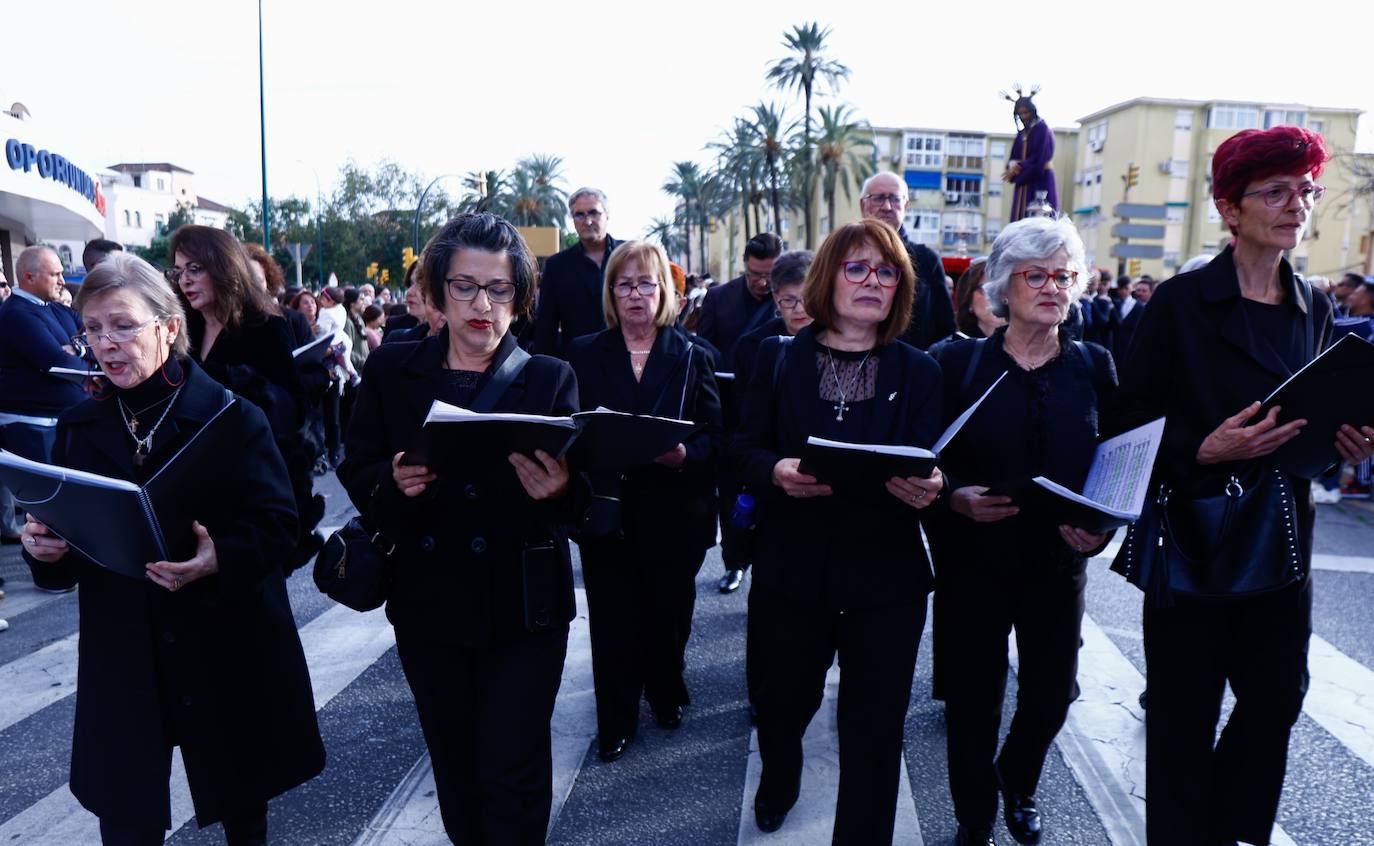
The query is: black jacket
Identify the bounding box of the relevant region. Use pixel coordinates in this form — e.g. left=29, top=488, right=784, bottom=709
left=532, top=235, right=620, bottom=357
left=696, top=275, right=775, bottom=365
left=897, top=235, right=957, bottom=351
left=929, top=330, right=1117, bottom=572
left=725, top=316, right=787, bottom=429
left=567, top=325, right=723, bottom=554
left=187, top=309, right=304, bottom=434
left=338, top=330, right=580, bottom=648
left=1108, top=297, right=1146, bottom=367
left=731, top=324, right=942, bottom=608
left=27, top=361, right=322, bottom=828
left=1108, top=250, right=1332, bottom=564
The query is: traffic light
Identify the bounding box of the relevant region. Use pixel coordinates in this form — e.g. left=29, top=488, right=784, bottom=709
left=380, top=268, right=390, bottom=285
left=366, top=261, right=379, bottom=280
left=1125, top=163, right=1140, bottom=189
left=1128, top=259, right=1142, bottom=277
left=402, top=246, right=417, bottom=270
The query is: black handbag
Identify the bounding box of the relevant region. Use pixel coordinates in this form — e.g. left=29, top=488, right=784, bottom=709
left=312, top=516, right=396, bottom=612
left=1114, top=465, right=1305, bottom=605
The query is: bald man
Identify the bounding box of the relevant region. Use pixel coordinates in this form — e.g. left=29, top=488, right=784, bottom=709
left=858, top=172, right=956, bottom=350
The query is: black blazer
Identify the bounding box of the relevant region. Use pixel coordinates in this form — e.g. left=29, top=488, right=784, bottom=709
left=1108, top=298, right=1146, bottom=367
left=567, top=325, right=723, bottom=554
left=731, top=324, right=943, bottom=609
left=26, top=361, right=322, bottom=827
left=532, top=235, right=619, bottom=357
left=696, top=275, right=775, bottom=365
left=187, top=309, right=304, bottom=434
left=1108, top=248, right=1334, bottom=563
left=898, top=238, right=957, bottom=351
left=338, top=330, right=580, bottom=648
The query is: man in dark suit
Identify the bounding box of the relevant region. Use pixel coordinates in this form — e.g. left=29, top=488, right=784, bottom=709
left=1082, top=268, right=1115, bottom=347
left=1109, top=275, right=1152, bottom=366
left=857, top=171, right=955, bottom=350
left=0, top=247, right=89, bottom=544
left=695, top=233, right=782, bottom=594
left=532, top=187, right=619, bottom=357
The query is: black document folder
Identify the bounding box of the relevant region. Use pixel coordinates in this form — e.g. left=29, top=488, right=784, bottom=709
left=402, top=402, right=580, bottom=469
left=291, top=334, right=336, bottom=367
left=48, top=366, right=105, bottom=384
left=0, top=400, right=237, bottom=578
left=1252, top=334, right=1374, bottom=478
left=569, top=409, right=700, bottom=472
left=798, top=371, right=1007, bottom=496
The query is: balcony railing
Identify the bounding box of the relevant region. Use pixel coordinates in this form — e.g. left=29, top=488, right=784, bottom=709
left=945, top=156, right=984, bottom=170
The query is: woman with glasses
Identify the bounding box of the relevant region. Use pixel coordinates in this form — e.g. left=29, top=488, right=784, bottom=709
left=1110, top=126, right=1374, bottom=846
left=732, top=219, right=943, bottom=842
left=167, top=226, right=321, bottom=571
left=566, top=240, right=722, bottom=762
left=926, top=216, right=1115, bottom=846
left=22, top=253, right=323, bottom=845
left=337, top=214, right=579, bottom=844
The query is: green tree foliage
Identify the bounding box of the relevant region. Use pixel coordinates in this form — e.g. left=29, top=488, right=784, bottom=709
left=814, top=104, right=875, bottom=236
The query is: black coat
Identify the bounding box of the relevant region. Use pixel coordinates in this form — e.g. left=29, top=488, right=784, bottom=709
left=898, top=237, right=958, bottom=351
left=567, top=325, right=723, bottom=554
left=532, top=236, right=620, bottom=357
left=929, top=331, right=1117, bottom=570
left=731, top=324, right=942, bottom=609
left=28, top=361, right=322, bottom=828
left=1108, top=249, right=1333, bottom=564
left=695, top=275, right=775, bottom=365
left=187, top=309, right=304, bottom=434
left=338, top=330, right=580, bottom=648
left=1108, top=297, right=1146, bottom=367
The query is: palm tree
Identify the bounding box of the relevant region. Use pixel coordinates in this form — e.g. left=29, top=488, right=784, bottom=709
left=460, top=169, right=507, bottom=213
left=499, top=156, right=569, bottom=228
left=663, top=161, right=704, bottom=271
left=709, top=119, right=765, bottom=242
left=815, top=105, right=876, bottom=236
left=766, top=22, right=851, bottom=249
left=749, top=102, right=789, bottom=236
left=645, top=215, right=683, bottom=259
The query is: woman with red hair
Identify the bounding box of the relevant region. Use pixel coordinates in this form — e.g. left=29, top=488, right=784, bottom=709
left=1110, top=125, right=1374, bottom=844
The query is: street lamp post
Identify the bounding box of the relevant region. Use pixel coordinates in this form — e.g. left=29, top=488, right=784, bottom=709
left=257, top=0, right=269, bottom=250
left=413, top=174, right=462, bottom=253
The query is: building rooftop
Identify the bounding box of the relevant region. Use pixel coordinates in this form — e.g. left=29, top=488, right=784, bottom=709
left=109, top=162, right=194, bottom=175
left=1076, top=96, right=1364, bottom=124
left=871, top=124, right=1079, bottom=138
left=195, top=196, right=233, bottom=214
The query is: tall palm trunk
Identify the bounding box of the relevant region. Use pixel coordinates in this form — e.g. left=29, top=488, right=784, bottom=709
left=742, top=193, right=752, bottom=241
left=803, top=79, right=815, bottom=249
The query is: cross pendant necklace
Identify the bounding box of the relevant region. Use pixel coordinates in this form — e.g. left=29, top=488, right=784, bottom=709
left=826, top=348, right=872, bottom=423
left=834, top=398, right=849, bottom=422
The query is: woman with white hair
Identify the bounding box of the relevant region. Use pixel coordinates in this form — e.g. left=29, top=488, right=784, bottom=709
left=928, top=216, right=1117, bottom=846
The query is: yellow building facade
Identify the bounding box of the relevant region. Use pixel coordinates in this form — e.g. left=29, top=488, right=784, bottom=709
left=705, top=96, right=1371, bottom=283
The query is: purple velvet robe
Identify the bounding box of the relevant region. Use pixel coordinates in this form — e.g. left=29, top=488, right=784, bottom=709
left=1009, top=119, right=1058, bottom=221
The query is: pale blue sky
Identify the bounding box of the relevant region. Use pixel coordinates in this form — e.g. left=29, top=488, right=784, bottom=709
left=4, top=0, right=1370, bottom=235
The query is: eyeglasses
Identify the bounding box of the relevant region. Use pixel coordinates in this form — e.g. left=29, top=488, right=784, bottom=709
left=745, top=270, right=771, bottom=283
left=572, top=210, right=604, bottom=222
left=775, top=294, right=804, bottom=311
left=841, top=261, right=900, bottom=288
left=613, top=279, right=659, bottom=298
left=1012, top=268, right=1078, bottom=289
left=1240, top=184, right=1325, bottom=209
left=164, top=263, right=205, bottom=284
left=862, top=193, right=905, bottom=208
left=73, top=320, right=158, bottom=352
left=445, top=278, right=517, bottom=303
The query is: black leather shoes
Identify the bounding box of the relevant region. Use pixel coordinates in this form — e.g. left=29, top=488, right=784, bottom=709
left=597, top=736, right=630, bottom=763
left=1002, top=790, right=1042, bottom=844
left=718, top=568, right=744, bottom=593
left=654, top=705, right=684, bottom=730
left=753, top=795, right=790, bottom=833
left=955, top=824, right=996, bottom=845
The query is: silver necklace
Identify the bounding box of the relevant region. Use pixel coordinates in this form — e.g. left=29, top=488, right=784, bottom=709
left=117, top=385, right=183, bottom=466
left=826, top=348, right=872, bottom=422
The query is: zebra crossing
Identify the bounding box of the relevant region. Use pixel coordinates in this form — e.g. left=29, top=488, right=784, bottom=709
left=1, top=497, right=1372, bottom=844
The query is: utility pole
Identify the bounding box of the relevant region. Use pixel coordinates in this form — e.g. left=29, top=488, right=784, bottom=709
left=257, top=0, right=269, bottom=249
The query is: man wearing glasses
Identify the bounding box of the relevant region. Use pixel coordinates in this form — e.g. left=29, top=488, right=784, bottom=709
left=0, top=247, right=88, bottom=548
left=858, top=171, right=956, bottom=351
left=533, top=187, right=620, bottom=358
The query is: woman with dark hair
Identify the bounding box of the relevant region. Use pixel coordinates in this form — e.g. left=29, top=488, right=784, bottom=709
left=953, top=258, right=1004, bottom=339
left=566, top=240, right=722, bottom=762
left=733, top=219, right=944, bottom=841
left=361, top=304, right=384, bottom=350
left=22, top=253, right=323, bottom=845
left=1111, top=125, right=1374, bottom=845
left=338, top=213, right=579, bottom=844
left=168, top=225, right=322, bottom=572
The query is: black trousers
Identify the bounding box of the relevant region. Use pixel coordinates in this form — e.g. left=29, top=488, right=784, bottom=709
left=322, top=387, right=342, bottom=457
left=751, top=592, right=925, bottom=846
left=1142, top=579, right=1311, bottom=846
left=579, top=539, right=707, bottom=743
left=716, top=472, right=753, bottom=571
left=99, top=805, right=267, bottom=846
left=942, top=557, right=1087, bottom=828
left=395, top=626, right=569, bottom=846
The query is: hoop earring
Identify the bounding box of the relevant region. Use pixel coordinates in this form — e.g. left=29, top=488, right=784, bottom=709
left=161, top=356, right=185, bottom=388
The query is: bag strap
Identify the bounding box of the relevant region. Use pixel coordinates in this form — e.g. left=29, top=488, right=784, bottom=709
left=1299, top=274, right=1315, bottom=360
left=771, top=335, right=794, bottom=393
left=648, top=339, right=697, bottom=419
left=471, top=346, right=531, bottom=413
left=958, top=337, right=988, bottom=401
